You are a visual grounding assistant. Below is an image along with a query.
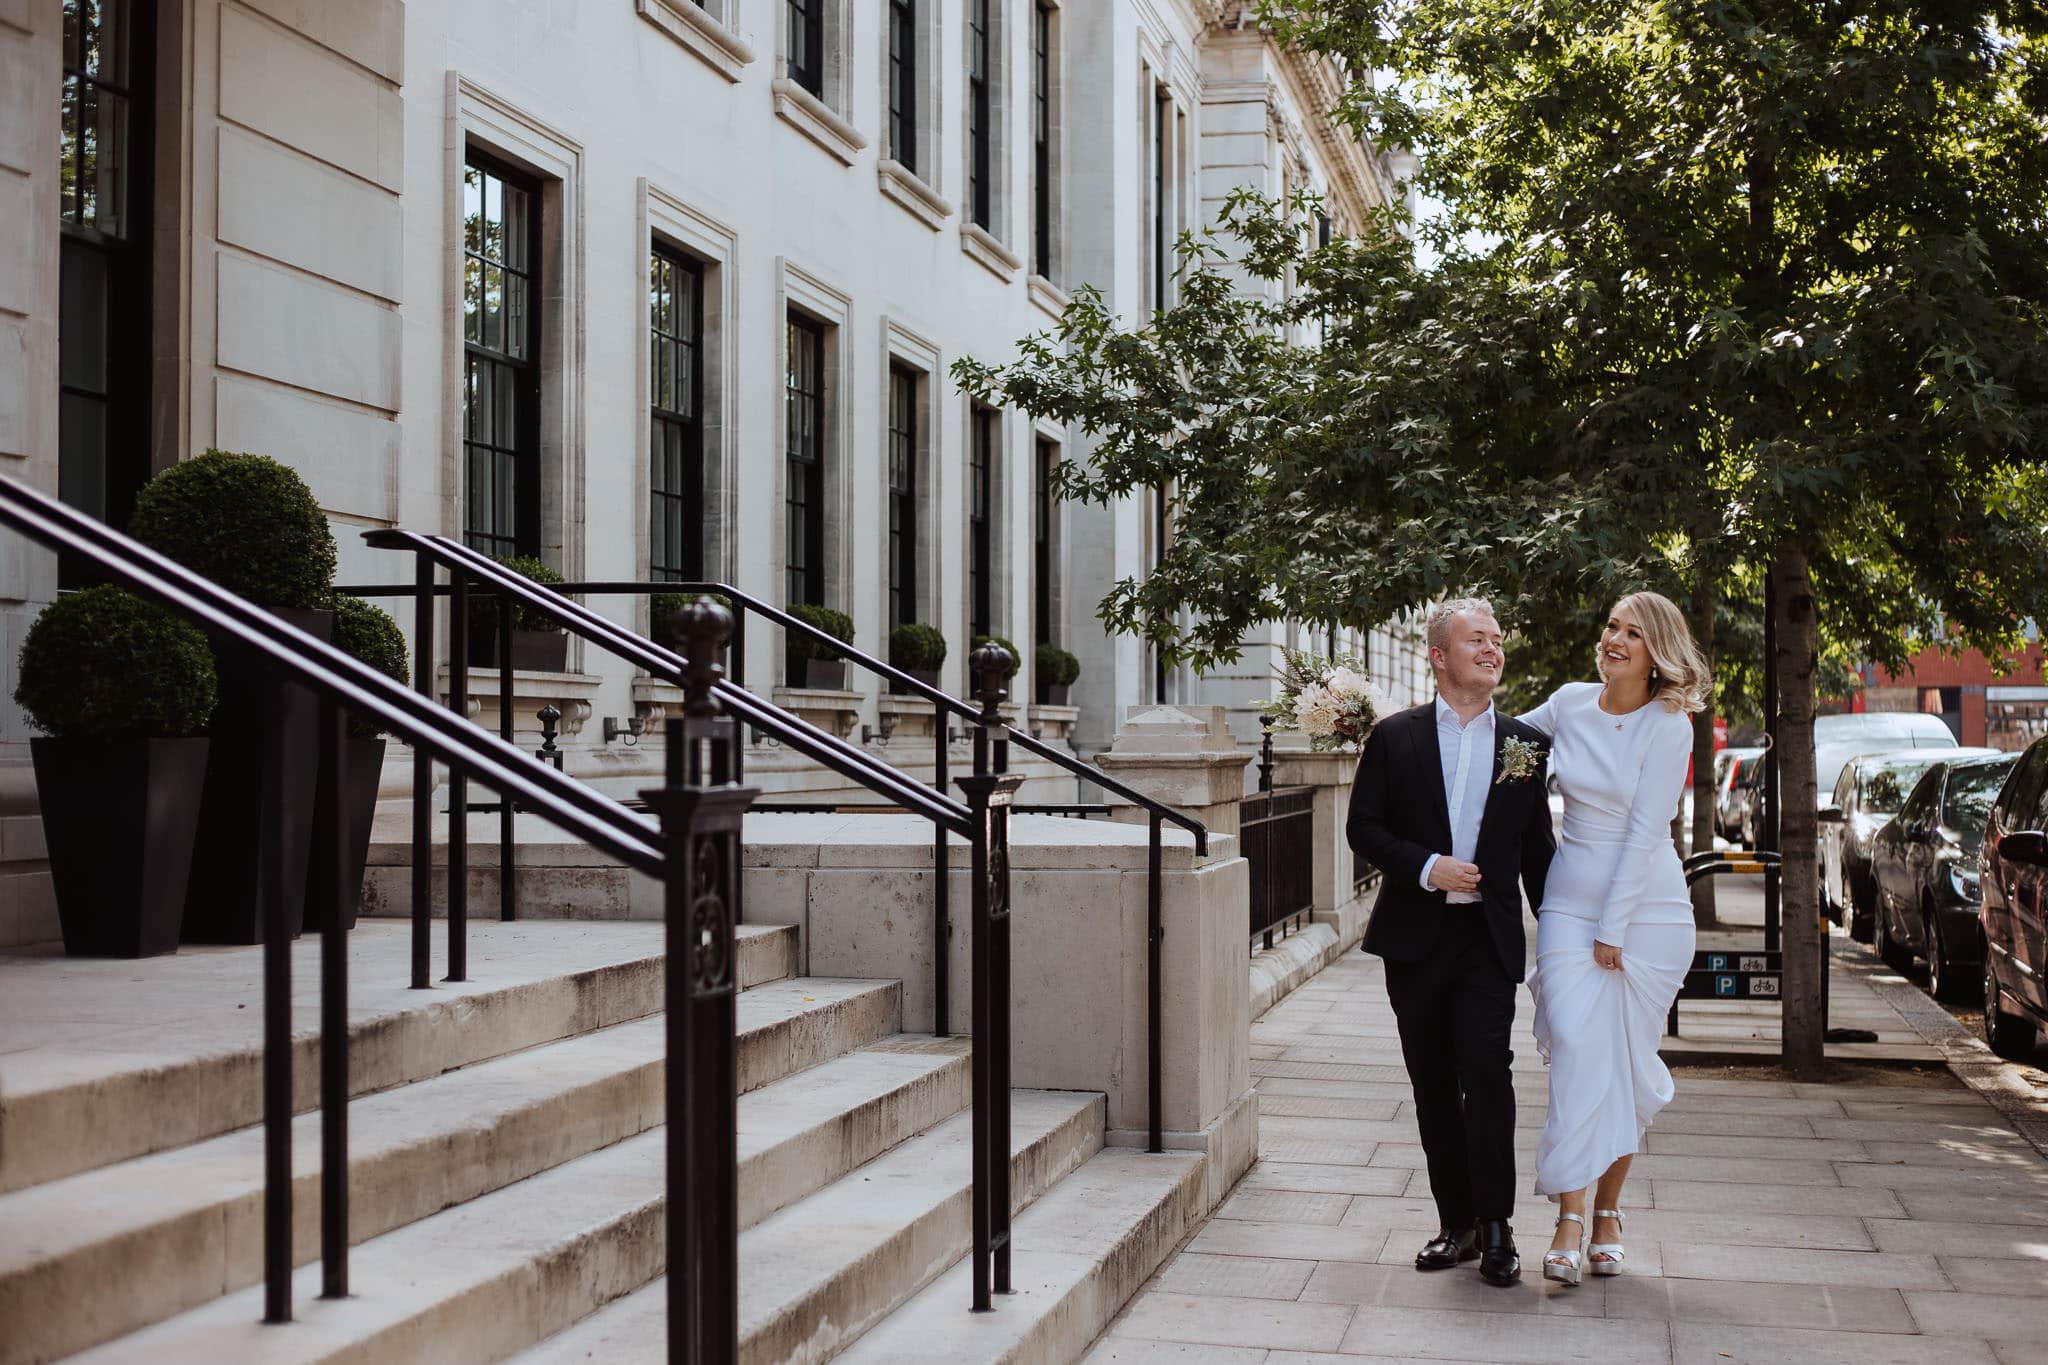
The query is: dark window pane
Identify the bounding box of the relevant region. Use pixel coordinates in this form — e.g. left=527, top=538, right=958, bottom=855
left=968, top=0, right=990, bottom=228
left=650, top=245, right=704, bottom=580
left=463, top=152, right=541, bottom=557
left=785, top=314, right=826, bottom=607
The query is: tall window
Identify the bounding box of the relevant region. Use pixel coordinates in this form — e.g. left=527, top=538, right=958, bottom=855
left=967, top=0, right=992, bottom=228
left=888, top=0, right=917, bottom=174
left=59, top=0, right=155, bottom=565
left=1032, top=2, right=1053, bottom=277
left=785, top=314, right=826, bottom=607
left=1034, top=437, right=1057, bottom=646
left=969, top=407, right=995, bottom=641
left=787, top=0, right=823, bottom=96
left=649, top=245, right=704, bottom=582
left=463, top=152, right=540, bottom=559
left=1152, top=85, right=1169, bottom=312
left=888, top=366, right=919, bottom=631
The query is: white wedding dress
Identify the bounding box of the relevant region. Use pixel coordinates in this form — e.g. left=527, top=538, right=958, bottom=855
left=1519, top=682, right=1698, bottom=1197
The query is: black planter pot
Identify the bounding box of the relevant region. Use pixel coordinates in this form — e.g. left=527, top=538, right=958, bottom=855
left=181, top=606, right=332, bottom=945
left=1037, top=681, right=1071, bottom=707
left=890, top=667, right=941, bottom=696
left=470, top=617, right=570, bottom=672
left=306, top=736, right=386, bottom=934
left=32, top=737, right=209, bottom=957
left=794, top=657, right=848, bottom=691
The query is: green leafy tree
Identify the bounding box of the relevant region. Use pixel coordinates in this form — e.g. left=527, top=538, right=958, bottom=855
left=958, top=2, right=2048, bottom=1072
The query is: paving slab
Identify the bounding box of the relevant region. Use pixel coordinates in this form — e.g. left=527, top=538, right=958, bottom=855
left=1086, top=933, right=2048, bottom=1362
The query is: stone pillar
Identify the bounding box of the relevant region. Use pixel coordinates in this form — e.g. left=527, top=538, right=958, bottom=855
left=1270, top=738, right=1374, bottom=967
left=1092, top=704, right=1252, bottom=837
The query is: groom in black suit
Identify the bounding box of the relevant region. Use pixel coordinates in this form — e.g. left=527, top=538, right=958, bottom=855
left=1346, top=597, right=1554, bottom=1286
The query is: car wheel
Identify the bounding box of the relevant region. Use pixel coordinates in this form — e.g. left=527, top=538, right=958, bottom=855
left=1984, top=957, right=2037, bottom=1061
left=1874, top=902, right=1909, bottom=972
left=1925, top=909, right=1969, bottom=1005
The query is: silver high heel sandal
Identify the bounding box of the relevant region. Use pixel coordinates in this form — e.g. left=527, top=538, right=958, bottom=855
left=1589, top=1208, right=1626, bottom=1276
left=1542, top=1211, right=1585, bottom=1286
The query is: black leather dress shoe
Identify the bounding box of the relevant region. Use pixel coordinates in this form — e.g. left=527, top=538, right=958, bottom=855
left=1476, top=1218, right=1521, bottom=1286
left=1413, top=1225, right=1479, bottom=1270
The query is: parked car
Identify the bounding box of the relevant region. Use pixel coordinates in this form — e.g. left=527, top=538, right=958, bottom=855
left=1725, top=753, right=1768, bottom=848
left=1714, top=747, right=1763, bottom=842
left=1822, top=748, right=1997, bottom=941
left=1813, top=711, right=1959, bottom=802
left=1982, top=737, right=2048, bottom=1060
left=1862, top=751, right=2016, bottom=1001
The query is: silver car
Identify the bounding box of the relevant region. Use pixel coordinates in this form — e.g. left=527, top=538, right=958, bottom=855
left=1821, top=747, right=1997, bottom=940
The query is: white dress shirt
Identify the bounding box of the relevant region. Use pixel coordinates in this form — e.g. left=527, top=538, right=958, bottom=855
left=1418, top=696, right=1496, bottom=903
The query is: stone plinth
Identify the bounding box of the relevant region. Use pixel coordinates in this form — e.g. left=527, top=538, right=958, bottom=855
left=1093, top=704, right=1253, bottom=838
left=1271, top=739, right=1365, bottom=918
left=740, top=810, right=1256, bottom=1215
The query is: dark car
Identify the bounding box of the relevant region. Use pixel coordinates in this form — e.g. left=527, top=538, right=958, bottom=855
left=1982, top=738, right=2048, bottom=1060
left=1864, top=751, right=2017, bottom=1001
left=1724, top=754, right=1767, bottom=849
left=1714, top=747, right=1762, bottom=842
left=1825, top=748, right=1998, bottom=942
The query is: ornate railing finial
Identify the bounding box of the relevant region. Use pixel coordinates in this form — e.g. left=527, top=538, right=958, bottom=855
left=677, top=596, right=733, bottom=718
left=969, top=640, right=1011, bottom=726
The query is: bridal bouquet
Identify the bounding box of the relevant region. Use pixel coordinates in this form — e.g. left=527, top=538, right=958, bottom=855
left=1256, top=649, right=1389, bottom=751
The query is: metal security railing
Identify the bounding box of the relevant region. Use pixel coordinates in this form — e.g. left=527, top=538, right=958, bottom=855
left=1246, top=719, right=1316, bottom=949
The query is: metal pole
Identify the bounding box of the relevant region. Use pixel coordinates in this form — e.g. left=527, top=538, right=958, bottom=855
left=316, top=695, right=349, bottom=1299
left=447, top=574, right=469, bottom=982
left=411, top=556, right=435, bottom=989
left=500, top=591, right=516, bottom=921
left=934, top=699, right=950, bottom=1038
left=1148, top=810, right=1164, bottom=1154
left=1763, top=565, right=1782, bottom=956
left=262, top=667, right=292, bottom=1324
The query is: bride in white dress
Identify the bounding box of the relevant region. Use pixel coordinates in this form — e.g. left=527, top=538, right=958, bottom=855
left=1517, top=591, right=1711, bottom=1285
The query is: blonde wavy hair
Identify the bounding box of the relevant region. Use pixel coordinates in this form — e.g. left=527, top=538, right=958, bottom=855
left=1597, top=590, right=1711, bottom=714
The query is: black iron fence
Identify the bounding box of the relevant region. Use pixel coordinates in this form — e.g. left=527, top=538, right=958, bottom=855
left=1244, top=785, right=1317, bottom=949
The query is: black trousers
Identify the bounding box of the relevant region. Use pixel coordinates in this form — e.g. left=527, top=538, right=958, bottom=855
left=1382, top=912, right=1517, bottom=1227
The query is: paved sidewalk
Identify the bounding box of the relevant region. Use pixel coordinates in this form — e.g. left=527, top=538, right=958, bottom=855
left=1086, top=944, right=2048, bottom=1364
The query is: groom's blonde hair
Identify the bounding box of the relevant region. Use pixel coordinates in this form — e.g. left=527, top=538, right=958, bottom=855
left=1600, top=590, right=1712, bottom=714
left=1425, top=596, right=1497, bottom=654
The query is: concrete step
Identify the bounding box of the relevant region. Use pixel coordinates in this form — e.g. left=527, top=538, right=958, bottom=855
left=516, top=1090, right=1107, bottom=1365
left=1, top=973, right=897, bottom=1365
left=69, top=1091, right=1101, bottom=1365
left=0, top=921, right=795, bottom=1195
left=836, top=1146, right=1207, bottom=1364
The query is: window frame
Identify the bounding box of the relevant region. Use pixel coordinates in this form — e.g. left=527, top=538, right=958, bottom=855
left=648, top=242, right=706, bottom=582
left=787, top=0, right=825, bottom=97
left=888, top=0, right=918, bottom=176
left=967, top=0, right=993, bottom=230
left=1031, top=1, right=1056, bottom=280
left=887, top=362, right=920, bottom=632
left=461, top=146, right=545, bottom=561
left=969, top=405, right=997, bottom=643
left=1033, top=434, right=1059, bottom=648
left=785, top=310, right=828, bottom=609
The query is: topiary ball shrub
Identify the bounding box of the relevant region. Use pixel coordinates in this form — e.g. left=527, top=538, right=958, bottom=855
left=889, top=622, right=948, bottom=671
left=653, top=591, right=733, bottom=643
left=129, top=449, right=337, bottom=609
left=971, top=634, right=1022, bottom=679
left=327, top=594, right=409, bottom=737
left=472, top=555, right=567, bottom=633
left=1036, top=644, right=1081, bottom=687
left=15, top=586, right=217, bottom=740
left=789, top=603, right=856, bottom=658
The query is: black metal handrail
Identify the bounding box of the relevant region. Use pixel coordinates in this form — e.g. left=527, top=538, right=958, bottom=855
left=0, top=476, right=676, bottom=1339
left=355, top=529, right=1023, bottom=1312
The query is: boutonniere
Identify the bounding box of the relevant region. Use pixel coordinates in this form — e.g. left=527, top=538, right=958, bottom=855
left=1496, top=736, right=1544, bottom=786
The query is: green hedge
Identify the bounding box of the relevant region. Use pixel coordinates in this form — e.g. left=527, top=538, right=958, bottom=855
left=1036, top=644, right=1081, bottom=687
left=129, top=449, right=336, bottom=610
left=652, top=592, right=733, bottom=643
left=328, top=594, right=409, bottom=737
left=971, top=634, right=1021, bottom=679
left=788, top=603, right=855, bottom=658
left=478, top=555, right=566, bottom=633
left=889, top=622, right=948, bottom=671
left=15, top=586, right=217, bottom=741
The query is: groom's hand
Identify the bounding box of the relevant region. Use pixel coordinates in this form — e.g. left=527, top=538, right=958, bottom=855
left=1427, top=858, right=1482, bottom=895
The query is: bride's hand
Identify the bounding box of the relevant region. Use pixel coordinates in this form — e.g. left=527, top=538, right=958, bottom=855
left=1593, top=941, right=1624, bottom=971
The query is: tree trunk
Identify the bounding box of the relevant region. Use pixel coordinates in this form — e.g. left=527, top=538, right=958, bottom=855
left=1690, top=579, right=1720, bottom=927
left=1773, top=545, right=1825, bottom=1076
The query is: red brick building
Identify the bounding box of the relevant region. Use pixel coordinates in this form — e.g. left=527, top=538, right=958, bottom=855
left=1862, top=637, right=2048, bottom=750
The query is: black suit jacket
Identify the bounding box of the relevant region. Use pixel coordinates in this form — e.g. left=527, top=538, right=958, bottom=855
left=1346, top=702, right=1556, bottom=983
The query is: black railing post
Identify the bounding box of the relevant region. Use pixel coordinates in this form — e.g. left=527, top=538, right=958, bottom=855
left=314, top=693, right=349, bottom=1300
left=447, top=574, right=469, bottom=983
left=1258, top=715, right=1274, bottom=793
left=961, top=641, right=1022, bottom=1309
left=500, top=590, right=516, bottom=921
left=410, top=554, right=435, bottom=989
left=1148, top=809, right=1164, bottom=1154
left=933, top=698, right=951, bottom=1038
left=730, top=604, right=747, bottom=784
left=261, top=661, right=293, bottom=1324
left=639, top=601, right=754, bottom=1365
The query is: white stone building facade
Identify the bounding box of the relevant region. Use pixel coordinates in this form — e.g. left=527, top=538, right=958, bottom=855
left=0, top=0, right=1429, bottom=946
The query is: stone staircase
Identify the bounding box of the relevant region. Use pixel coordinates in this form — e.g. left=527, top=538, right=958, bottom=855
left=1, top=921, right=1205, bottom=1364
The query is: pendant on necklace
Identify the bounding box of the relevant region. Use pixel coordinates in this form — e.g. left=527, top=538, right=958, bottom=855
left=1614, top=721, right=1623, bottom=731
